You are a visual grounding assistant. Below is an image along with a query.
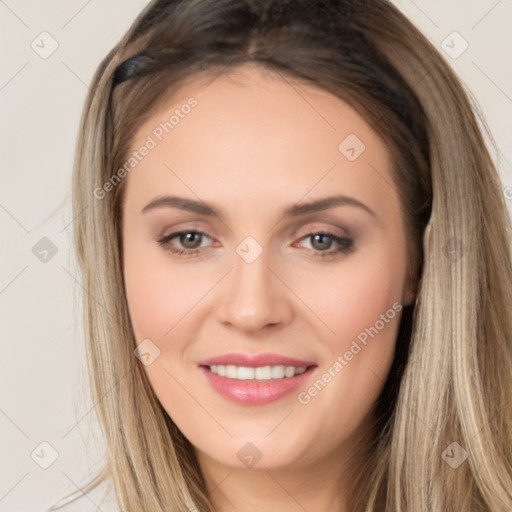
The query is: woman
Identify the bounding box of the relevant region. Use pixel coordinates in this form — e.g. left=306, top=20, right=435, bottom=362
left=51, top=0, right=512, bottom=510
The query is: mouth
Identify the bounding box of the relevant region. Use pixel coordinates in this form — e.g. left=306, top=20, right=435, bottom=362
left=199, top=364, right=318, bottom=405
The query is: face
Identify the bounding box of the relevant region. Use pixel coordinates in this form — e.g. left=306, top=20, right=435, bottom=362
left=121, top=63, right=415, bottom=475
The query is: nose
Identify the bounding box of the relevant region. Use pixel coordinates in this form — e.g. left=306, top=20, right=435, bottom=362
left=215, top=246, right=293, bottom=334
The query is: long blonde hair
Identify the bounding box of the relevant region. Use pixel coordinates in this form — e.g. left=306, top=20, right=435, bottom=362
left=60, top=0, right=512, bottom=510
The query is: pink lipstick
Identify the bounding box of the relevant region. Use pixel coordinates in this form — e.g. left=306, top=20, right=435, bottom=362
left=198, top=352, right=317, bottom=405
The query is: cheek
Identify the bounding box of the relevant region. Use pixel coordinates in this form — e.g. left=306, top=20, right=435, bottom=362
left=289, top=253, right=405, bottom=443
left=123, top=241, right=209, bottom=342
left=302, top=249, right=406, bottom=345
left=123, top=249, right=207, bottom=403
left=293, top=242, right=406, bottom=416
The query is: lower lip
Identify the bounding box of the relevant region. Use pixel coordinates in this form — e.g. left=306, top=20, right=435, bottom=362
left=199, top=365, right=317, bottom=405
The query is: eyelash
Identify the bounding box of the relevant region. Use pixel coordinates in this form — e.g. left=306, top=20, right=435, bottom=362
left=157, top=230, right=355, bottom=259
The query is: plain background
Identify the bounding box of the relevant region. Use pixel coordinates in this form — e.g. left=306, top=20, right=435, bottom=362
left=1, top=1, right=511, bottom=510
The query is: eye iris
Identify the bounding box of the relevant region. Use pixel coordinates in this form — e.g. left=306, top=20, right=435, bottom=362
left=311, top=234, right=332, bottom=251
left=180, top=232, right=202, bottom=249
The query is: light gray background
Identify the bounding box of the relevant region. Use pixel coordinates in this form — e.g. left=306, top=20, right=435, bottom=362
left=1, top=1, right=511, bottom=511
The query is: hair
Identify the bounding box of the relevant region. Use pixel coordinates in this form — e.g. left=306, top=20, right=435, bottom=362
left=55, top=0, right=512, bottom=510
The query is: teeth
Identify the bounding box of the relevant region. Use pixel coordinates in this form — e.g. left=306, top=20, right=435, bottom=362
left=271, top=365, right=285, bottom=379
left=209, top=364, right=308, bottom=380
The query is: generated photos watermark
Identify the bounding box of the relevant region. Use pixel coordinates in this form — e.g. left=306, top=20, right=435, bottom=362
left=297, top=301, right=403, bottom=405
left=93, top=97, right=198, bottom=200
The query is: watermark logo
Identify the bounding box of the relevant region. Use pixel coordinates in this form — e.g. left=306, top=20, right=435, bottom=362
left=32, top=237, right=58, bottom=263
left=31, top=31, right=59, bottom=59
left=442, top=442, right=468, bottom=469
left=441, top=31, right=469, bottom=60
left=31, top=441, right=59, bottom=469
left=134, top=338, right=161, bottom=366
left=339, top=134, right=366, bottom=162
left=442, top=237, right=466, bottom=262
left=237, top=442, right=262, bottom=468
left=236, top=236, right=263, bottom=264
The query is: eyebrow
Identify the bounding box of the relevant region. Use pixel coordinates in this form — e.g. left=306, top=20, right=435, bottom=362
left=141, top=194, right=377, bottom=219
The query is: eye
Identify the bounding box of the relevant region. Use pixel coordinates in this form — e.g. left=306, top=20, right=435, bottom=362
left=157, top=230, right=355, bottom=259
left=157, top=230, right=213, bottom=257
left=295, top=232, right=355, bottom=259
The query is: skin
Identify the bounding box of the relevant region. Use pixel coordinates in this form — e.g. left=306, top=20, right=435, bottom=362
left=121, top=63, right=415, bottom=512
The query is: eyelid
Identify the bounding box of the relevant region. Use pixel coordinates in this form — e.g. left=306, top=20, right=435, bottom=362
left=293, top=222, right=350, bottom=239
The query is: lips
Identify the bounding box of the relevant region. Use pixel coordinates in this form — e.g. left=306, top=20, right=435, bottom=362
left=198, top=352, right=316, bottom=368
left=199, top=365, right=317, bottom=405
left=198, top=352, right=318, bottom=405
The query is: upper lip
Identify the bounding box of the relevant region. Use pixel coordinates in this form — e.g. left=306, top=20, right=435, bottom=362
left=198, top=353, right=317, bottom=368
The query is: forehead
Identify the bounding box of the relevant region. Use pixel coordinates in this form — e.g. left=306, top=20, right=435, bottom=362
left=124, top=64, right=395, bottom=217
